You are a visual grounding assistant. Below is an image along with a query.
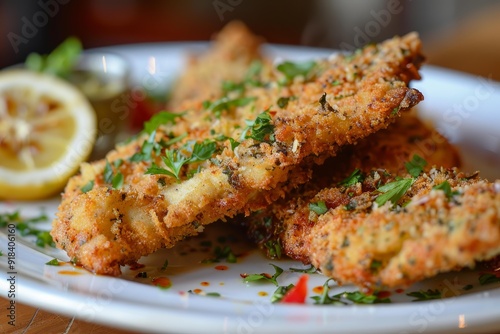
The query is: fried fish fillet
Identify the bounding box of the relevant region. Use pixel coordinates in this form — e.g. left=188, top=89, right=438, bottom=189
left=310, top=169, right=500, bottom=289
left=51, top=32, right=424, bottom=275
left=168, top=21, right=265, bottom=109
left=243, top=111, right=461, bottom=263
left=242, top=114, right=500, bottom=289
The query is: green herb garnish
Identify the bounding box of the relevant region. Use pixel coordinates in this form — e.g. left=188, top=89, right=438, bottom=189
left=264, top=240, right=282, bottom=259
left=406, top=289, right=442, bottom=302
left=276, top=60, right=316, bottom=84
left=215, top=134, right=240, bottom=150
left=241, top=111, right=275, bottom=142
left=309, top=201, right=328, bottom=215
left=375, top=178, right=413, bottom=207
left=45, top=258, right=60, bottom=266
left=204, top=96, right=256, bottom=118
left=342, top=291, right=391, bottom=304
left=160, top=259, right=169, bottom=271
left=144, top=111, right=184, bottom=134
left=277, top=96, right=294, bottom=108
left=202, top=245, right=237, bottom=264
left=104, top=160, right=114, bottom=184
left=432, top=181, right=459, bottom=200
left=479, top=273, right=500, bottom=286
left=104, top=160, right=123, bottom=189
left=1, top=211, right=55, bottom=247
left=339, top=169, right=364, bottom=187
left=405, top=154, right=427, bottom=177
left=146, top=139, right=217, bottom=180
left=243, top=264, right=283, bottom=286
left=310, top=279, right=346, bottom=305
left=25, top=37, right=82, bottom=77
left=289, top=264, right=318, bottom=274
left=80, top=180, right=94, bottom=193
left=271, top=284, right=294, bottom=303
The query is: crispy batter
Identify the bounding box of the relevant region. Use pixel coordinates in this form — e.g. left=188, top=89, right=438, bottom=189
left=51, top=31, right=424, bottom=275
left=242, top=112, right=461, bottom=263
left=168, top=21, right=265, bottom=108
left=242, top=112, right=500, bottom=289
left=309, top=169, right=500, bottom=289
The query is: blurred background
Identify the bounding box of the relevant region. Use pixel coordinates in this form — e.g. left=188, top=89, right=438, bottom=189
left=1, top=0, right=500, bottom=79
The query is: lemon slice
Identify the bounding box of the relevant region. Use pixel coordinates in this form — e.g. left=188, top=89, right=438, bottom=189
left=0, top=70, right=96, bottom=200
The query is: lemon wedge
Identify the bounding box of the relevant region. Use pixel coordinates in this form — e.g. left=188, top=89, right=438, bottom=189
left=0, top=70, right=96, bottom=200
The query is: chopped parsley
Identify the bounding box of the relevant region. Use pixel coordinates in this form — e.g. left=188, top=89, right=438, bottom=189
left=405, top=154, right=427, bottom=177
left=241, top=111, right=275, bottom=142
left=433, top=180, right=459, bottom=200
left=245, top=60, right=263, bottom=85
left=146, top=140, right=217, bottom=180
left=144, top=111, right=184, bottom=134
left=309, top=201, right=328, bottom=215
left=80, top=180, right=94, bottom=193
left=204, top=96, right=256, bottom=118
left=45, top=258, right=60, bottom=266
left=479, top=273, right=500, bottom=286
left=342, top=291, right=391, bottom=304
left=201, top=245, right=237, bottom=264
left=104, top=160, right=124, bottom=189
left=0, top=211, right=55, bottom=248
left=222, top=80, right=245, bottom=95
left=277, top=96, right=295, bottom=108
left=25, top=36, right=82, bottom=77
left=129, top=131, right=159, bottom=162
left=311, top=279, right=391, bottom=305
left=289, top=264, right=318, bottom=274
left=243, top=264, right=283, bottom=286
left=276, top=60, right=316, bottom=84
left=271, top=284, right=294, bottom=303
left=215, top=134, right=240, bottom=150
left=339, top=169, right=364, bottom=187
left=375, top=178, right=413, bottom=207
left=406, top=289, right=442, bottom=302
left=369, top=259, right=382, bottom=272
left=264, top=240, right=282, bottom=259
left=160, top=259, right=169, bottom=271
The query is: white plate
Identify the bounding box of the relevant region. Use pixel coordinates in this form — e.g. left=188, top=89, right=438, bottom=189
left=1, top=43, right=500, bottom=334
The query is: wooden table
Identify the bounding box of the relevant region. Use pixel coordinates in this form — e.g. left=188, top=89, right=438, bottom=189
left=2, top=5, right=500, bottom=334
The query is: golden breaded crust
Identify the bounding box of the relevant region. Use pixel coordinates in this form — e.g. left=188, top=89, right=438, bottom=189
left=242, top=112, right=461, bottom=263
left=310, top=169, right=500, bottom=289
left=51, top=31, right=424, bottom=275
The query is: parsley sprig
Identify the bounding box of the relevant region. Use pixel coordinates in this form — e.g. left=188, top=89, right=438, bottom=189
left=104, top=160, right=124, bottom=189
left=143, top=111, right=185, bottom=134
left=201, top=245, right=237, bottom=264
left=243, top=264, right=283, bottom=286
left=240, top=111, right=275, bottom=142
left=311, top=279, right=391, bottom=305
left=375, top=155, right=427, bottom=207
left=277, top=60, right=316, bottom=84
left=432, top=180, right=459, bottom=200
left=309, top=201, right=328, bottom=215
left=146, top=139, right=217, bottom=180
left=406, top=289, right=442, bottom=302
left=25, top=36, right=82, bottom=77
left=479, top=273, right=500, bottom=286
left=339, top=169, right=364, bottom=187
left=271, top=284, right=295, bottom=303
left=375, top=178, right=413, bottom=207
left=0, top=211, right=54, bottom=248
left=203, top=96, right=256, bottom=118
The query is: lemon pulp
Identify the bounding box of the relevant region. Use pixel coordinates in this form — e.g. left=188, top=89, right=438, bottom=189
left=0, top=70, right=97, bottom=200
